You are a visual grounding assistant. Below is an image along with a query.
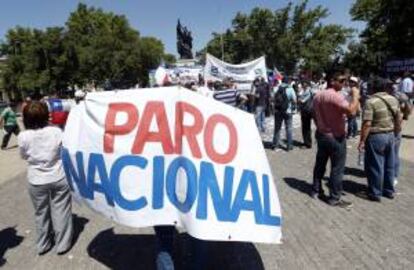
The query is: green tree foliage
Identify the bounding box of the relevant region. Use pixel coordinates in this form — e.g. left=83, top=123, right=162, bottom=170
left=351, top=0, right=414, bottom=61
left=1, top=3, right=170, bottom=95
left=202, top=0, right=352, bottom=75
left=342, top=41, right=379, bottom=76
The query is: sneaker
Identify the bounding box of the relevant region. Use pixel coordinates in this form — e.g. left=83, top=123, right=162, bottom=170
left=356, top=191, right=381, bottom=202
left=394, top=178, right=398, bottom=186
left=328, top=199, right=353, bottom=209
left=383, top=193, right=395, bottom=200
left=310, top=190, right=324, bottom=199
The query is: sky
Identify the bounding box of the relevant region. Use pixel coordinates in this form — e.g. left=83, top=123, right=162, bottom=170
left=0, top=0, right=364, bottom=56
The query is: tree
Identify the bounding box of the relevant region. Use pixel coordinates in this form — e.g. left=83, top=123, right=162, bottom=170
left=351, top=0, right=414, bottom=62
left=201, top=0, right=352, bottom=75
left=65, top=3, right=144, bottom=89
left=1, top=3, right=171, bottom=96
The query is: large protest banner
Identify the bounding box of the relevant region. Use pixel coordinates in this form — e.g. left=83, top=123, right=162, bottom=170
left=204, top=53, right=268, bottom=91
left=62, top=87, right=282, bottom=243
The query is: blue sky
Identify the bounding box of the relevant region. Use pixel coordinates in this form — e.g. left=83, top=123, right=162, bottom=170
left=0, top=0, right=364, bottom=55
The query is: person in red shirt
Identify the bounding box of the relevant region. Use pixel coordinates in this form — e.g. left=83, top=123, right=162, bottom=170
left=311, top=72, right=360, bottom=209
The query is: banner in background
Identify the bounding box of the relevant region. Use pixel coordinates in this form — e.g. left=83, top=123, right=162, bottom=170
left=62, top=87, right=282, bottom=244
left=204, top=54, right=267, bottom=91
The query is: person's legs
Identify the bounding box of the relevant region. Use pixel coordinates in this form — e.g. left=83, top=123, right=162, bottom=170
left=1, top=126, right=13, bottom=149
left=365, top=134, right=385, bottom=199
left=255, top=106, right=265, bottom=132
left=50, top=179, right=73, bottom=254
left=272, top=112, right=283, bottom=148
left=352, top=117, right=358, bottom=137
left=328, top=137, right=347, bottom=202
left=383, top=133, right=396, bottom=197
left=28, top=183, right=53, bottom=254
left=301, top=112, right=312, bottom=147
left=154, top=226, right=175, bottom=270
left=394, top=133, right=402, bottom=182
left=285, top=113, right=293, bottom=150
left=312, top=133, right=330, bottom=196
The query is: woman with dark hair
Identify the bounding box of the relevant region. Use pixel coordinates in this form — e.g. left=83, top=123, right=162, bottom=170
left=18, top=101, right=73, bottom=255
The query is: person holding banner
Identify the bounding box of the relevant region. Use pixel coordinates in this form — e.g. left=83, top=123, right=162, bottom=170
left=18, top=101, right=73, bottom=255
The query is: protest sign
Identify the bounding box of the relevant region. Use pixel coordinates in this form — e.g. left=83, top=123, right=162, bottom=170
left=62, top=87, right=282, bottom=243
left=204, top=54, right=268, bottom=91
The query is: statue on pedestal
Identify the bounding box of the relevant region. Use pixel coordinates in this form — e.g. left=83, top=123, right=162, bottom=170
left=177, top=20, right=193, bottom=59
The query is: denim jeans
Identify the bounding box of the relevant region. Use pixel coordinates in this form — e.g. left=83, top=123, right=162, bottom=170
left=394, top=133, right=402, bottom=178
left=273, top=112, right=293, bottom=149
left=154, top=226, right=175, bottom=270
left=347, top=116, right=358, bottom=137
left=154, top=226, right=208, bottom=270
left=365, top=132, right=395, bottom=198
left=312, top=132, right=347, bottom=201
left=255, top=106, right=266, bottom=132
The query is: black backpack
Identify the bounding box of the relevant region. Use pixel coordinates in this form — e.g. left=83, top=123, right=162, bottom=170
left=274, top=86, right=289, bottom=112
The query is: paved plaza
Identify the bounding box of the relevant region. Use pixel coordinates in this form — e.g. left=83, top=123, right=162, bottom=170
left=0, top=116, right=413, bottom=270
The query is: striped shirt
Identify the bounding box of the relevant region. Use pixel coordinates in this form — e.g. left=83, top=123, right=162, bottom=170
left=213, top=88, right=240, bottom=107
left=363, top=92, right=399, bottom=133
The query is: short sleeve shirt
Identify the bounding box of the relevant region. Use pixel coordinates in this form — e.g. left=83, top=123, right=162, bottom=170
left=363, top=92, right=399, bottom=133
left=313, top=88, right=349, bottom=137
left=1, top=107, right=17, bottom=126
left=18, top=126, right=65, bottom=185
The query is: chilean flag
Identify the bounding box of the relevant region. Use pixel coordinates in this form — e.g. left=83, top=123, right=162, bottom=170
left=273, top=67, right=283, bottom=82
left=47, top=98, right=72, bottom=127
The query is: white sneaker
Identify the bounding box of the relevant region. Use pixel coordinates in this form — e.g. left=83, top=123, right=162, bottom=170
left=394, top=178, right=398, bottom=186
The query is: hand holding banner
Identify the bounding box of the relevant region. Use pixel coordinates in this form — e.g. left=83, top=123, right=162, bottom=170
left=62, top=87, right=282, bottom=243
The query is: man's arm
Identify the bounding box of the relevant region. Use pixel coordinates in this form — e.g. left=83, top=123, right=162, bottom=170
left=358, top=120, right=371, bottom=151
left=344, top=87, right=360, bottom=116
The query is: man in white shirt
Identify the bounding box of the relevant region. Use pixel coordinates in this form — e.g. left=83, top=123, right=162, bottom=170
left=399, top=72, right=413, bottom=99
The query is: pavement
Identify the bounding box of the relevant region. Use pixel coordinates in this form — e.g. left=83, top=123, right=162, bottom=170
left=0, top=115, right=413, bottom=269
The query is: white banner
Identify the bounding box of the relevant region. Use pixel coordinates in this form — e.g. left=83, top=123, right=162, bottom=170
left=62, top=87, right=281, bottom=244
left=204, top=54, right=268, bottom=91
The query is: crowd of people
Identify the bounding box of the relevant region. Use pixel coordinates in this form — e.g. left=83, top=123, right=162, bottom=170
left=0, top=70, right=412, bottom=269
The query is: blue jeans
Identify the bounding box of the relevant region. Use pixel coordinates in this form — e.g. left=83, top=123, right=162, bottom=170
left=312, top=132, right=347, bottom=201
left=154, top=226, right=208, bottom=270
left=347, top=116, right=358, bottom=137
left=273, top=112, right=293, bottom=149
left=365, top=132, right=395, bottom=198
left=255, top=106, right=266, bottom=132
left=394, top=133, right=402, bottom=178
left=154, top=226, right=175, bottom=270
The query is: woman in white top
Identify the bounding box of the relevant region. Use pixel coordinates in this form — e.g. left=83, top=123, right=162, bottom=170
left=18, top=101, right=73, bottom=255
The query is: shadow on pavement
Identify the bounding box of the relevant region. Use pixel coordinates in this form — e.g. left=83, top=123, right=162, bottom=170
left=344, top=166, right=366, bottom=178
left=72, top=214, right=89, bottom=247
left=284, top=177, right=313, bottom=196
left=342, top=180, right=368, bottom=196
left=87, top=228, right=264, bottom=270
left=0, top=226, right=24, bottom=267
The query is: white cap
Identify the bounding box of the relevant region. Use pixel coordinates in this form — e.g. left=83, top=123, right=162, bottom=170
left=349, top=76, right=358, bottom=83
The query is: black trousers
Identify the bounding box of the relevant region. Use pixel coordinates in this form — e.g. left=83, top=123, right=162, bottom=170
left=1, top=125, right=20, bottom=148
left=301, top=112, right=312, bottom=147
left=312, top=132, right=347, bottom=201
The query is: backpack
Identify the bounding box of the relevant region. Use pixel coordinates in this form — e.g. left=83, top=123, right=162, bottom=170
left=300, top=91, right=314, bottom=115
left=274, top=85, right=289, bottom=112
